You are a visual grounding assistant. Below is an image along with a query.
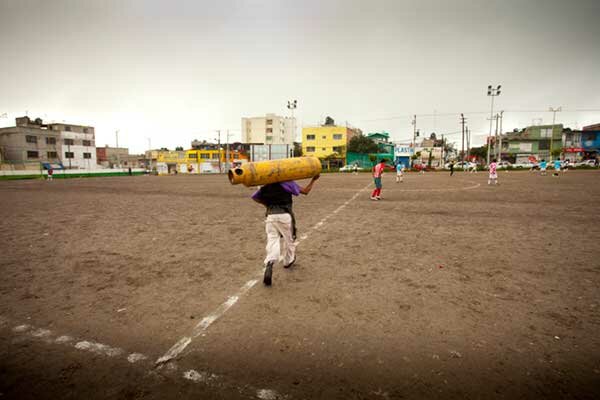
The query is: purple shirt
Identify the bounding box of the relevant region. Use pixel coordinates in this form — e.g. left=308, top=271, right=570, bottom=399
left=252, top=181, right=301, bottom=201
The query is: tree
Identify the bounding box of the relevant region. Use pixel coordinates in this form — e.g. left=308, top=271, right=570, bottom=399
left=175, top=146, right=183, bottom=151
left=293, top=142, right=303, bottom=157
left=348, top=134, right=378, bottom=154
left=470, top=146, right=487, bottom=160
left=551, top=148, right=562, bottom=158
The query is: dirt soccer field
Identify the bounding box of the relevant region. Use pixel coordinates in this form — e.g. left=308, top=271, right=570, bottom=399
left=1, top=170, right=599, bottom=400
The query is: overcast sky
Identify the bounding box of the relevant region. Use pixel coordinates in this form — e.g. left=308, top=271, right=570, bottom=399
left=1, top=0, right=599, bottom=153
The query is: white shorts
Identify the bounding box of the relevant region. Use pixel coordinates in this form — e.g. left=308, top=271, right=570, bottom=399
left=489, top=173, right=498, bottom=179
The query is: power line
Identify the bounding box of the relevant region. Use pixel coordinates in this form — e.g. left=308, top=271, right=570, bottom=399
left=357, top=108, right=600, bottom=123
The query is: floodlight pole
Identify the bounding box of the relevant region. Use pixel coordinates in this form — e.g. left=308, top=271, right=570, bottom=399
left=549, top=106, right=562, bottom=161
left=287, top=99, right=297, bottom=147
left=486, top=85, right=501, bottom=165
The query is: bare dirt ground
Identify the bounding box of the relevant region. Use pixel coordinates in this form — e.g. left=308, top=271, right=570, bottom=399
left=1, top=170, right=599, bottom=399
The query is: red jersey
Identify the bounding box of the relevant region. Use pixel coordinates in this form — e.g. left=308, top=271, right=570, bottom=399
left=373, top=163, right=385, bottom=178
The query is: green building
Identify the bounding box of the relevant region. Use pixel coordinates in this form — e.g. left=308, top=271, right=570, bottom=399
left=496, top=124, right=563, bottom=163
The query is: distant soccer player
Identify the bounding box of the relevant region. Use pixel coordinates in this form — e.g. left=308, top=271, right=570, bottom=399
left=371, top=159, right=386, bottom=200
left=553, top=159, right=561, bottom=176
left=47, top=167, right=53, bottom=181
left=488, top=159, right=498, bottom=185
left=540, top=159, right=547, bottom=176
left=252, top=175, right=320, bottom=286
left=395, top=162, right=404, bottom=183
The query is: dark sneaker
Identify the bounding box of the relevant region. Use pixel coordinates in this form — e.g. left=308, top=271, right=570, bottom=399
left=263, top=261, right=273, bottom=286
left=284, top=257, right=296, bottom=269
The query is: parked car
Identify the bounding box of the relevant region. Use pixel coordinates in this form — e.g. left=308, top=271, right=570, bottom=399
left=339, top=164, right=364, bottom=172
left=496, top=161, right=512, bottom=169
left=444, top=161, right=476, bottom=170
left=513, top=161, right=537, bottom=169
left=575, top=159, right=598, bottom=167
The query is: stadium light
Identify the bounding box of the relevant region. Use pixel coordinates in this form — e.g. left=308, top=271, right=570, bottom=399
left=486, top=84, right=502, bottom=166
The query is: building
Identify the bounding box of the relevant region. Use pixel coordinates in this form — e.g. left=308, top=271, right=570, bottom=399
left=581, top=123, right=600, bottom=161
left=248, top=144, right=293, bottom=162
left=301, top=119, right=361, bottom=162
left=0, top=117, right=62, bottom=169
left=0, top=116, right=98, bottom=170
left=96, top=145, right=130, bottom=168
left=562, top=129, right=583, bottom=163
left=241, top=113, right=296, bottom=145
left=496, top=124, right=563, bottom=163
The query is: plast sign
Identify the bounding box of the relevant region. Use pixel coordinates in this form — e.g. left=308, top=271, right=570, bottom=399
left=394, top=146, right=414, bottom=157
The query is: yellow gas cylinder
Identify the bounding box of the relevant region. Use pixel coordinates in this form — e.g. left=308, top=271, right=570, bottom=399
left=228, top=156, right=321, bottom=186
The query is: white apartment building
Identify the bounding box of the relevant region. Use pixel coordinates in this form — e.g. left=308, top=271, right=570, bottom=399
left=241, top=113, right=296, bottom=145
left=48, top=122, right=97, bottom=169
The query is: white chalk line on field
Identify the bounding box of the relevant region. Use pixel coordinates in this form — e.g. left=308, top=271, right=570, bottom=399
left=155, top=182, right=372, bottom=367
left=390, top=180, right=481, bottom=192
left=5, top=319, right=148, bottom=364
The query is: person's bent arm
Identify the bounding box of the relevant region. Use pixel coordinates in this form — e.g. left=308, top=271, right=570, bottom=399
left=299, top=175, right=319, bottom=195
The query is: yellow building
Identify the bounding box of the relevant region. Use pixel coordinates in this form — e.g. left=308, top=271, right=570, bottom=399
left=302, top=125, right=360, bottom=159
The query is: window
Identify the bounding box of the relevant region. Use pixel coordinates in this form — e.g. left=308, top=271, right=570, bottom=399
left=333, top=134, right=343, bottom=140
left=26, top=135, right=37, bottom=143
left=266, top=136, right=273, bottom=141
left=65, top=152, right=74, bottom=159
left=322, top=147, right=326, bottom=151
left=83, top=128, right=88, bottom=133
left=539, top=140, right=550, bottom=150
left=27, top=151, right=39, bottom=158
left=266, top=128, right=273, bottom=133
left=333, top=146, right=343, bottom=153
left=212, top=153, right=220, bottom=159
left=540, top=128, right=552, bottom=138
left=188, top=153, right=198, bottom=159
left=306, top=134, right=315, bottom=140
left=65, top=126, right=71, bottom=132
left=82, top=140, right=91, bottom=146
left=64, top=139, right=74, bottom=146
left=200, top=153, right=210, bottom=159
left=83, top=153, right=92, bottom=159
left=47, top=151, right=58, bottom=158
left=306, top=146, right=315, bottom=152
left=46, top=137, right=56, bottom=145
left=266, top=119, right=273, bottom=125
left=322, top=135, right=326, bottom=139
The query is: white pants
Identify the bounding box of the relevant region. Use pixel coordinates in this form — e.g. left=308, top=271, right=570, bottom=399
left=264, top=213, right=296, bottom=266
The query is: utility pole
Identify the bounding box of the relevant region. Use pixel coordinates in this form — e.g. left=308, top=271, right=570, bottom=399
left=460, top=113, right=466, bottom=164
left=494, top=114, right=500, bottom=161
left=441, top=134, right=444, bottom=163
left=411, top=115, right=417, bottom=149
left=466, top=127, right=471, bottom=162
left=115, top=130, right=120, bottom=168
left=549, top=106, right=562, bottom=161
left=216, top=130, right=221, bottom=173
left=486, top=85, right=501, bottom=166
left=497, top=111, right=504, bottom=161
left=226, top=129, right=230, bottom=171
